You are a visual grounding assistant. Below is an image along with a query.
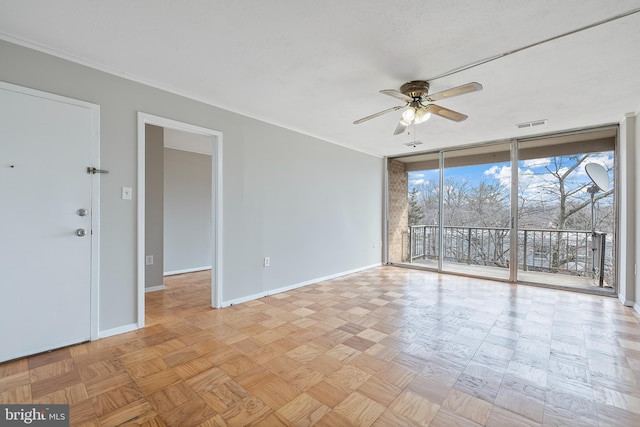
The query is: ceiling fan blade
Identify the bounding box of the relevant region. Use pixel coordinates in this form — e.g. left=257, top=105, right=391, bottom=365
left=353, top=104, right=405, bottom=124
left=380, top=89, right=413, bottom=102
left=423, top=82, right=482, bottom=102
left=394, top=121, right=409, bottom=135
left=427, top=104, right=468, bottom=122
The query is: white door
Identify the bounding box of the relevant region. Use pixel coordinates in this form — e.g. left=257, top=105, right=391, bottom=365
left=0, top=82, right=99, bottom=362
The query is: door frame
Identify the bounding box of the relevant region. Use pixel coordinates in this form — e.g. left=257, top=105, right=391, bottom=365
left=0, top=81, right=101, bottom=342
left=137, top=112, right=223, bottom=328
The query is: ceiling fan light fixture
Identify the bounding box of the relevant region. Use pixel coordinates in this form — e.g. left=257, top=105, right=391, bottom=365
left=401, top=107, right=416, bottom=124
left=353, top=80, right=482, bottom=133
left=414, top=107, right=431, bottom=124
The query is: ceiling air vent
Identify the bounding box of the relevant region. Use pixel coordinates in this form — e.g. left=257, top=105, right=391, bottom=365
left=516, top=119, right=548, bottom=129
left=403, top=141, right=423, bottom=147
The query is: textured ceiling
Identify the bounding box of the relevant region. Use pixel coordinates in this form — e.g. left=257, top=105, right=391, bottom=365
left=1, top=0, right=639, bottom=157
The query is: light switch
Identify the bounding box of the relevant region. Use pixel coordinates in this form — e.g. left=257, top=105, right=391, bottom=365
left=122, top=187, right=132, bottom=200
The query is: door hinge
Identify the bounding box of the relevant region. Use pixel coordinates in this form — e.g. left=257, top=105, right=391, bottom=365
left=87, top=167, right=109, bottom=174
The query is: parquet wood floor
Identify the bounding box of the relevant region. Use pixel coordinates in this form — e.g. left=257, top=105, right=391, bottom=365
left=2, top=267, right=640, bottom=426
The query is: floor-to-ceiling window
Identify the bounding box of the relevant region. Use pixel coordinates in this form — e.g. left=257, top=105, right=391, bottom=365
left=441, top=142, right=511, bottom=281
left=516, top=129, right=616, bottom=290
left=386, top=127, right=617, bottom=294
left=402, top=153, right=440, bottom=269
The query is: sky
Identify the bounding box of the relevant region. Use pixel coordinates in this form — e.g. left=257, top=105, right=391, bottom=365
left=408, top=152, right=614, bottom=202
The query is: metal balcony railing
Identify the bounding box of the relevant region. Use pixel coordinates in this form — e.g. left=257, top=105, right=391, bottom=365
left=407, top=225, right=607, bottom=285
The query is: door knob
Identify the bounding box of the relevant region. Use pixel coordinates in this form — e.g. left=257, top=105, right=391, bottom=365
left=77, top=208, right=88, bottom=217
left=76, top=228, right=86, bottom=237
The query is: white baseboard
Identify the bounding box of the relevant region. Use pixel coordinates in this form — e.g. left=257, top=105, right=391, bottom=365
left=617, top=293, right=638, bottom=313
left=145, top=285, right=165, bottom=293
left=164, top=266, right=212, bottom=276
left=97, top=323, right=139, bottom=339
left=618, top=293, right=634, bottom=306
left=221, top=263, right=382, bottom=307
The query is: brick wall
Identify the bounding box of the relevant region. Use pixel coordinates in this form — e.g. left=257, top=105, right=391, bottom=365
left=388, top=159, right=408, bottom=262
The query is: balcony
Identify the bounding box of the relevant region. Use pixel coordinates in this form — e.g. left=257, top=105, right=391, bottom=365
left=405, top=225, right=611, bottom=292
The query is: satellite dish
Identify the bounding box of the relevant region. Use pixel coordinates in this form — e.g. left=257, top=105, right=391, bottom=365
left=585, top=163, right=610, bottom=192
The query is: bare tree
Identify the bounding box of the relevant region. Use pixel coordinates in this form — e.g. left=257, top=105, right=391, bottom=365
left=522, top=154, right=614, bottom=229
left=518, top=153, right=614, bottom=277
left=408, top=151, right=615, bottom=280
left=415, top=179, right=439, bottom=225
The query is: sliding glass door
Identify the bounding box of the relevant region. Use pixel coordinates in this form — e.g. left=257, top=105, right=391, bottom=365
left=441, top=142, right=512, bottom=280
left=386, top=126, right=617, bottom=293
left=516, top=131, right=616, bottom=289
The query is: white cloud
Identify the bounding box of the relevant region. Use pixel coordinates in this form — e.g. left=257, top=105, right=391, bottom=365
left=522, top=158, right=551, bottom=168
left=484, top=165, right=499, bottom=176
left=484, top=165, right=511, bottom=188
left=515, top=166, right=560, bottom=201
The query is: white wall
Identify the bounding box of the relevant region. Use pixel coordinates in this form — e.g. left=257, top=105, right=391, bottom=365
left=164, top=148, right=212, bottom=273
left=145, top=124, right=164, bottom=288
left=233, top=120, right=383, bottom=301
left=0, top=40, right=384, bottom=333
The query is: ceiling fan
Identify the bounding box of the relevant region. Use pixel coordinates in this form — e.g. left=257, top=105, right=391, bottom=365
left=353, top=80, right=482, bottom=135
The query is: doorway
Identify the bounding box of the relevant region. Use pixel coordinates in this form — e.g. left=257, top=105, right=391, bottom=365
left=137, top=113, right=223, bottom=328
left=441, top=142, right=512, bottom=281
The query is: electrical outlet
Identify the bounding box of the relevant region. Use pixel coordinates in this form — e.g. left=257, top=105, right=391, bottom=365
left=264, top=257, right=270, bottom=267
left=145, top=255, right=153, bottom=265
